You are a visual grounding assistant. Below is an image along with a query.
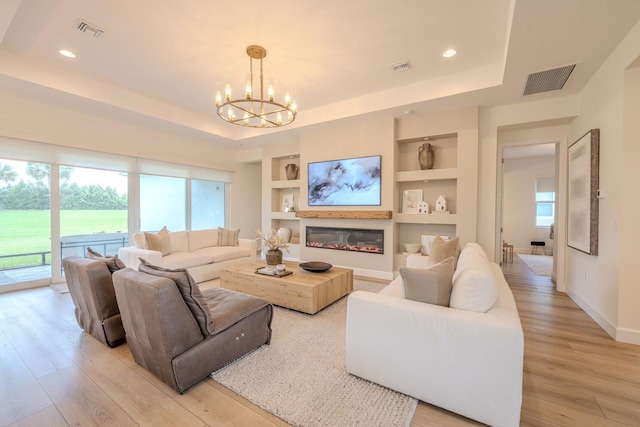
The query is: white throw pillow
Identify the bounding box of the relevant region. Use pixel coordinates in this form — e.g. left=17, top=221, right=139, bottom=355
left=188, top=229, right=219, bottom=252
left=144, top=226, right=171, bottom=256
left=450, top=248, right=497, bottom=312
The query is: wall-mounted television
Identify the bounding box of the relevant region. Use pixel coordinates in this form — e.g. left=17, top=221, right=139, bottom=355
left=308, top=155, right=381, bottom=206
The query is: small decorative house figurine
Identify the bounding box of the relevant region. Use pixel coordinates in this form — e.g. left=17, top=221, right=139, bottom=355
left=418, top=201, right=429, bottom=213
left=435, top=195, right=448, bottom=213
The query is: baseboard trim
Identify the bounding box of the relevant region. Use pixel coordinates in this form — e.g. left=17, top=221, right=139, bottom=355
left=344, top=266, right=393, bottom=282
left=615, top=328, right=640, bottom=345
left=566, top=288, right=618, bottom=340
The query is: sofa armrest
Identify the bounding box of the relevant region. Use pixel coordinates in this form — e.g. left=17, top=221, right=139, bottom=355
left=346, top=291, right=523, bottom=427
left=238, top=238, right=258, bottom=258
left=118, top=246, right=163, bottom=270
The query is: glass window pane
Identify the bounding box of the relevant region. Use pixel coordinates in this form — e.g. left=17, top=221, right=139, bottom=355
left=536, top=202, right=555, bottom=226
left=59, top=167, right=128, bottom=260
left=140, top=175, right=186, bottom=231
left=191, top=180, right=225, bottom=230
left=535, top=191, right=555, bottom=202
left=0, top=159, right=51, bottom=285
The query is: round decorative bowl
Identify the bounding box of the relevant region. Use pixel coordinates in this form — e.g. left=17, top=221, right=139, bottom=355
left=403, top=243, right=422, bottom=254
left=299, top=261, right=333, bottom=272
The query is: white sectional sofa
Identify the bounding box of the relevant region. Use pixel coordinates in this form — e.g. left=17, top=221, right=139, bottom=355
left=346, top=243, right=524, bottom=427
left=118, top=228, right=257, bottom=285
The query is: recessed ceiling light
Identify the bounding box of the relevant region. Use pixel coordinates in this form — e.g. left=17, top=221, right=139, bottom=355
left=59, top=49, right=76, bottom=58
left=443, top=49, right=457, bottom=58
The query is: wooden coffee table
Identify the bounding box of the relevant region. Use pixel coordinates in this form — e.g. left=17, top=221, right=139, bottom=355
left=220, top=261, right=353, bottom=314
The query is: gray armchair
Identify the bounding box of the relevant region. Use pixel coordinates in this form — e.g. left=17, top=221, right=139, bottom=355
left=112, top=264, right=273, bottom=393
left=62, top=256, right=126, bottom=347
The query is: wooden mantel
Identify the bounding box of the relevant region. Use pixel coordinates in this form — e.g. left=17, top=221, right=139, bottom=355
left=295, top=210, right=393, bottom=220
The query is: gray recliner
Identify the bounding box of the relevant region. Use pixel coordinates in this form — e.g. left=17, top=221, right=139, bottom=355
left=62, top=256, right=126, bottom=347
left=112, top=264, right=273, bottom=393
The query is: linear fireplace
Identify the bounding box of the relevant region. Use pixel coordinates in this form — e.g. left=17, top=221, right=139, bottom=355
left=306, top=226, right=384, bottom=254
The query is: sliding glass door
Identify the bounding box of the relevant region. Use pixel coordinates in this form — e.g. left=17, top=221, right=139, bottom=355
left=0, top=159, right=51, bottom=287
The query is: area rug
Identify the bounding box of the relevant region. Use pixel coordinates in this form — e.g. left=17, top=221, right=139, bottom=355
left=517, top=253, right=552, bottom=277
left=211, top=280, right=418, bottom=427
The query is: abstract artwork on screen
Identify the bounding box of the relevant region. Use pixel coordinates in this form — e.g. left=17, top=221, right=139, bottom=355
left=308, top=155, right=381, bottom=206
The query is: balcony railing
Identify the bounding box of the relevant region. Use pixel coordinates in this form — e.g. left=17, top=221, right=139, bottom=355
left=0, top=232, right=129, bottom=285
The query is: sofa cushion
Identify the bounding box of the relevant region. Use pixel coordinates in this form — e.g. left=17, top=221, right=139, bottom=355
left=429, top=235, right=460, bottom=265
left=450, top=248, right=498, bottom=313
left=85, top=247, right=126, bottom=274
left=162, top=251, right=215, bottom=269
left=169, top=231, right=189, bottom=252
left=188, top=229, right=219, bottom=252
left=144, top=226, right=171, bottom=256
left=133, top=232, right=146, bottom=249
left=138, top=258, right=213, bottom=336
left=218, top=227, right=240, bottom=246
left=193, top=246, right=251, bottom=263
left=201, top=287, right=271, bottom=334
left=399, top=257, right=455, bottom=306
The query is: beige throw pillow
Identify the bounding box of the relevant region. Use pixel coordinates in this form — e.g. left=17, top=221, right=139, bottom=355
left=138, top=258, right=213, bottom=336
left=85, top=247, right=126, bottom=274
left=429, top=235, right=460, bottom=265
left=218, top=227, right=240, bottom=246
left=144, top=226, right=171, bottom=256
left=399, top=257, right=455, bottom=306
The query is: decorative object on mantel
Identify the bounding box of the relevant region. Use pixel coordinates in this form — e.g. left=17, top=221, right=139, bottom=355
left=417, top=201, right=429, bottom=214
left=403, top=189, right=423, bottom=213
left=295, top=210, right=392, bottom=219
left=291, top=231, right=300, bottom=244
left=285, top=163, right=299, bottom=180
left=256, top=229, right=290, bottom=265
left=435, top=194, right=449, bottom=213
left=418, top=139, right=435, bottom=170
left=215, top=45, right=297, bottom=128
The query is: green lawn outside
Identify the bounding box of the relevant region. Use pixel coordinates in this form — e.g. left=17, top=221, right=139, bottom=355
left=0, top=209, right=127, bottom=269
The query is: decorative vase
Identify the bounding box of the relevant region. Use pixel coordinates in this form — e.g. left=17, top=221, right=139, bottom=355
left=285, top=163, right=299, bottom=180
left=418, top=143, right=434, bottom=170
left=266, top=249, right=283, bottom=266
left=277, top=227, right=291, bottom=243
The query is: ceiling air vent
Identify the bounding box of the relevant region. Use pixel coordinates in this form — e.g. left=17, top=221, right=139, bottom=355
left=74, top=19, right=105, bottom=39
left=523, top=64, right=576, bottom=96
left=391, top=60, right=411, bottom=73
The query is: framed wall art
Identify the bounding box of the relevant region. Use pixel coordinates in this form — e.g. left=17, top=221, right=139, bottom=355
left=567, top=129, right=599, bottom=255
left=402, top=189, right=423, bottom=213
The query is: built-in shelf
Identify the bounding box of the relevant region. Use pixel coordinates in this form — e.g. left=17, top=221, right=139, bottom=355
left=270, top=212, right=299, bottom=220
left=296, top=210, right=393, bottom=220
left=395, top=212, right=457, bottom=225
left=271, top=179, right=301, bottom=189
left=394, top=168, right=457, bottom=183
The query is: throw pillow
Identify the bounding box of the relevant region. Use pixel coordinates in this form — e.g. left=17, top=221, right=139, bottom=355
left=450, top=250, right=498, bottom=312
left=85, top=247, right=126, bottom=274
left=429, top=235, right=460, bottom=265
left=138, top=258, right=213, bottom=336
left=218, top=227, right=240, bottom=246
left=144, top=226, right=171, bottom=256
left=399, top=257, right=455, bottom=306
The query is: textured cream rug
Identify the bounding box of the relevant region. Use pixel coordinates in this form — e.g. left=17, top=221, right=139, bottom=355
left=517, top=253, right=553, bottom=276
left=211, top=280, right=417, bottom=427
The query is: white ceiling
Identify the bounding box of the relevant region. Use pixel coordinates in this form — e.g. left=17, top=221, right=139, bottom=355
left=1, top=0, right=640, bottom=146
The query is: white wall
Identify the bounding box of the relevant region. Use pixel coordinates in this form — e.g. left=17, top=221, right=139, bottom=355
left=229, top=162, right=262, bottom=239
left=566, top=19, right=640, bottom=344
left=503, top=155, right=555, bottom=254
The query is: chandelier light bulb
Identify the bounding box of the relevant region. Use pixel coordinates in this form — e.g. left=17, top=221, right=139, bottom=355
left=225, top=85, right=232, bottom=102
left=243, top=112, right=250, bottom=125
left=277, top=112, right=282, bottom=125
left=215, top=92, right=222, bottom=107
left=284, top=92, right=291, bottom=107
left=291, top=100, right=297, bottom=112
left=268, top=85, right=274, bottom=102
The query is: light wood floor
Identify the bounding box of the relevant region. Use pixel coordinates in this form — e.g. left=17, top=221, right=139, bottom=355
left=1, top=258, right=639, bottom=426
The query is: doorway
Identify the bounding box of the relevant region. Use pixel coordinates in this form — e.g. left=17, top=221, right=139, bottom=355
left=500, top=143, right=558, bottom=283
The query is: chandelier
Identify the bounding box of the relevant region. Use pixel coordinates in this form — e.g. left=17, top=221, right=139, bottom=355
left=215, top=45, right=297, bottom=128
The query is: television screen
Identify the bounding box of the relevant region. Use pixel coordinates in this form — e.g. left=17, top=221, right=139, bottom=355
left=308, top=155, right=381, bottom=206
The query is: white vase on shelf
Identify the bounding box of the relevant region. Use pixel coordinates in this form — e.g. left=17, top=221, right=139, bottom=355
left=277, top=227, right=291, bottom=243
